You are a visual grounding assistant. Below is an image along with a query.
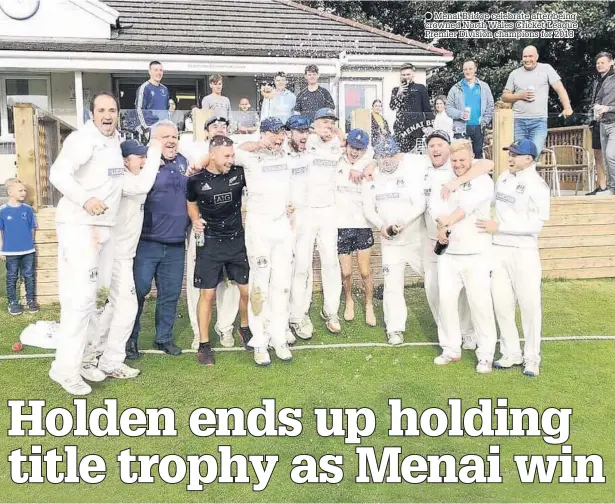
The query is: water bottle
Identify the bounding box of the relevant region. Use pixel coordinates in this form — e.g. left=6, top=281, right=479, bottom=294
left=434, top=230, right=452, bottom=256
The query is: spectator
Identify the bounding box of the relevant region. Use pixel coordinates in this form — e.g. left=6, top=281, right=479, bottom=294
left=294, top=64, right=335, bottom=121
left=260, top=72, right=296, bottom=123
left=168, top=98, right=185, bottom=132
left=235, top=97, right=259, bottom=134
left=202, top=75, right=231, bottom=119
left=445, top=60, right=494, bottom=158
left=503, top=45, right=573, bottom=155
left=128, top=120, right=189, bottom=359
left=371, top=99, right=391, bottom=146
left=0, top=178, right=38, bottom=316
left=594, top=52, right=615, bottom=196
left=135, top=61, right=170, bottom=138
left=183, top=105, right=199, bottom=133
left=587, top=51, right=613, bottom=195
left=389, top=63, right=434, bottom=153
left=259, top=79, right=275, bottom=121
left=433, top=95, right=455, bottom=140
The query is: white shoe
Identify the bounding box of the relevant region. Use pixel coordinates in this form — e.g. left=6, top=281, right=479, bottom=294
left=286, top=328, right=296, bottom=346
left=476, top=360, right=492, bottom=374
left=523, top=360, right=540, bottom=377
left=493, top=355, right=524, bottom=369
left=49, top=369, right=92, bottom=396
left=215, top=326, right=235, bottom=348
left=290, top=316, right=313, bottom=340
left=102, top=363, right=141, bottom=379
left=80, top=363, right=107, bottom=382
left=434, top=353, right=461, bottom=366
left=462, top=332, right=477, bottom=350
left=274, top=344, right=293, bottom=362
left=254, top=347, right=271, bottom=366
left=321, top=310, right=341, bottom=334
left=387, top=332, right=404, bottom=346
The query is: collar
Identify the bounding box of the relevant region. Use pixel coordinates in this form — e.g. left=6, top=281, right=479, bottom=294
left=510, top=163, right=537, bottom=179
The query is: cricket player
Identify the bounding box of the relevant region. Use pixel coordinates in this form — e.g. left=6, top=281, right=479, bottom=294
left=477, top=139, right=550, bottom=377
left=48, top=92, right=162, bottom=395
left=289, top=108, right=345, bottom=337
left=83, top=139, right=162, bottom=379
left=186, top=135, right=252, bottom=366
left=429, top=139, right=497, bottom=373
left=335, top=129, right=377, bottom=326
left=362, top=137, right=425, bottom=344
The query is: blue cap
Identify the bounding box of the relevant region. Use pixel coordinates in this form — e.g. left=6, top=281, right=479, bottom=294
left=374, top=137, right=400, bottom=158
left=504, top=139, right=538, bottom=159
left=121, top=139, right=148, bottom=158
left=286, top=115, right=311, bottom=131
left=260, top=117, right=285, bottom=133
left=314, top=108, right=338, bottom=121
left=346, top=129, right=369, bottom=150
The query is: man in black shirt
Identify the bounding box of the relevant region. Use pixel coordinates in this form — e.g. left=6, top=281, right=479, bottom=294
left=295, top=64, right=336, bottom=121
left=186, top=135, right=251, bottom=366
left=389, top=63, right=434, bottom=153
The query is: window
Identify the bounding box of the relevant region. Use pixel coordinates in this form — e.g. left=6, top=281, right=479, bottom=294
left=0, top=76, right=50, bottom=138
left=339, top=80, right=382, bottom=132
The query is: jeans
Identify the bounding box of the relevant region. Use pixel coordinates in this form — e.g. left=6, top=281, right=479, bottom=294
left=5, top=253, right=35, bottom=305
left=129, top=240, right=186, bottom=345
left=514, top=118, right=548, bottom=155
left=600, top=122, right=615, bottom=192
left=465, top=125, right=484, bottom=159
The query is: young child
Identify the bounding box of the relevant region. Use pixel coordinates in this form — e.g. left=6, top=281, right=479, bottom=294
left=235, top=98, right=259, bottom=134
left=0, top=178, right=38, bottom=315
left=201, top=75, right=231, bottom=119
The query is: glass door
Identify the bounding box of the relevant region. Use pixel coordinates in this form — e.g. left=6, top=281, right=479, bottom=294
left=339, top=80, right=382, bottom=133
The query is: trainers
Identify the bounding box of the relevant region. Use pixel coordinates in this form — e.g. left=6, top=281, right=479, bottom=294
left=387, top=332, right=404, bottom=346
left=493, top=355, right=523, bottom=369
left=434, top=354, right=461, bottom=366
left=8, top=303, right=23, bottom=316
left=215, top=326, right=235, bottom=348
left=197, top=344, right=215, bottom=366
left=80, top=364, right=107, bottom=382
left=274, top=343, right=293, bottom=362
left=290, top=316, right=313, bottom=340
left=523, top=360, right=540, bottom=377
left=321, top=310, right=341, bottom=334
left=49, top=369, right=92, bottom=396
left=102, top=363, right=140, bottom=379
left=237, top=326, right=254, bottom=350
left=476, top=360, right=493, bottom=374
left=286, top=327, right=296, bottom=346
left=27, top=301, right=40, bottom=314
left=462, top=333, right=477, bottom=350
left=254, top=347, right=271, bottom=366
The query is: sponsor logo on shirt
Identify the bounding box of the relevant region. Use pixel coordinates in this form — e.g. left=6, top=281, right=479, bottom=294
left=396, top=178, right=406, bottom=187
left=262, top=164, right=288, bottom=172
left=496, top=192, right=516, bottom=204
left=516, top=184, right=526, bottom=194
left=376, top=192, right=400, bottom=201
left=462, top=181, right=472, bottom=191
left=313, top=159, right=337, bottom=167
left=201, top=182, right=212, bottom=191
left=292, top=165, right=308, bottom=175
left=256, top=256, right=268, bottom=268
left=108, top=167, right=125, bottom=178
left=337, top=185, right=361, bottom=194
left=424, top=188, right=432, bottom=197
left=214, top=192, right=232, bottom=204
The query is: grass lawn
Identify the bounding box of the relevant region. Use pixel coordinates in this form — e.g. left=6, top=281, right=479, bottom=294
left=0, top=270, right=614, bottom=502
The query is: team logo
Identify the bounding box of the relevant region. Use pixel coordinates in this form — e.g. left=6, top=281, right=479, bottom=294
left=214, top=192, right=232, bottom=204
left=21, top=212, right=28, bottom=220
left=88, top=268, right=98, bottom=282
left=256, top=256, right=268, bottom=268
left=382, top=265, right=390, bottom=276
left=462, top=181, right=472, bottom=191
left=424, top=188, right=432, bottom=197
left=396, top=178, right=405, bottom=187
left=201, top=182, right=212, bottom=191
left=516, top=184, right=526, bottom=194
left=6, top=215, right=12, bottom=220
left=130, top=287, right=136, bottom=296
left=229, top=176, right=239, bottom=186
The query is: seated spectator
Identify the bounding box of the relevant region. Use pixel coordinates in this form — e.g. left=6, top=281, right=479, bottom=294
left=235, top=98, right=259, bottom=134
left=371, top=99, right=391, bottom=146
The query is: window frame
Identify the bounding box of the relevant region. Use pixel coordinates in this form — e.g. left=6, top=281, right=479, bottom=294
left=0, top=74, right=52, bottom=140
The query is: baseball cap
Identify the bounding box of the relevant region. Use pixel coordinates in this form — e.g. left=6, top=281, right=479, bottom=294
left=205, top=116, right=230, bottom=129
left=260, top=117, right=285, bottom=133
left=346, top=129, right=369, bottom=150
left=286, top=115, right=311, bottom=131
left=503, top=139, right=538, bottom=159
left=373, top=137, right=400, bottom=158
left=314, top=108, right=338, bottom=121
left=426, top=130, right=451, bottom=145
left=121, top=139, right=148, bottom=157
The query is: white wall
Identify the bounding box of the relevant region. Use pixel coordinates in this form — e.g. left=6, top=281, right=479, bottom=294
left=0, top=0, right=111, bottom=39
left=50, top=72, right=112, bottom=127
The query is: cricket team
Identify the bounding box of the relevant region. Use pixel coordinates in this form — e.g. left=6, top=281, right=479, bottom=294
left=47, top=91, right=551, bottom=396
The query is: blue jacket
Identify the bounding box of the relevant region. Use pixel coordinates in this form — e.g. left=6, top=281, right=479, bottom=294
left=141, top=154, right=190, bottom=244
left=445, top=78, right=495, bottom=135
left=135, top=81, right=170, bottom=129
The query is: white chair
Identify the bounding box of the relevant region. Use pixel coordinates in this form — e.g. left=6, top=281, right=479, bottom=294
left=550, top=145, right=592, bottom=195
left=537, top=148, right=560, bottom=197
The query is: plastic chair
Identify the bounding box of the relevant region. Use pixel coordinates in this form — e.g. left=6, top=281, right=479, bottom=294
left=549, top=145, right=592, bottom=195
left=537, top=148, right=560, bottom=197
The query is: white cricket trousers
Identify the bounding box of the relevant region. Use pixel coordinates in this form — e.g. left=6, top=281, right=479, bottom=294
left=290, top=206, right=341, bottom=322
left=245, top=215, right=294, bottom=349
left=381, top=240, right=423, bottom=333
left=437, top=252, right=497, bottom=361
left=423, top=238, right=474, bottom=341
left=51, top=224, right=114, bottom=380
left=491, top=244, right=543, bottom=364
left=186, top=227, right=240, bottom=338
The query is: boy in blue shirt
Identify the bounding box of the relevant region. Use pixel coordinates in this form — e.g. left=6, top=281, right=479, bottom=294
left=0, top=178, right=38, bottom=315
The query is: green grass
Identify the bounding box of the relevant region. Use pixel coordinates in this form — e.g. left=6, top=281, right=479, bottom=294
left=0, top=268, right=614, bottom=502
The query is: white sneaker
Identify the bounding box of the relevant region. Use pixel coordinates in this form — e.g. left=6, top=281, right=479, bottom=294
left=476, top=360, right=493, bottom=374
left=290, top=316, right=313, bottom=340
left=387, top=332, right=404, bottom=346
left=434, top=354, right=461, bottom=366
left=102, top=363, right=141, bottom=379
left=286, top=328, right=296, bottom=346
left=274, top=344, right=293, bottom=362
left=215, top=326, right=235, bottom=348
left=493, top=355, right=524, bottom=369
left=80, top=364, right=107, bottom=382
left=462, top=332, right=477, bottom=350
left=321, top=310, right=341, bottom=334
left=49, top=369, right=92, bottom=396
left=523, top=360, right=540, bottom=377
left=254, top=347, right=271, bottom=366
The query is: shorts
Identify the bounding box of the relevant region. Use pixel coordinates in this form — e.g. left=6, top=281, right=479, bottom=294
left=194, top=234, right=249, bottom=289
left=592, top=125, right=601, bottom=150
left=337, top=228, right=374, bottom=255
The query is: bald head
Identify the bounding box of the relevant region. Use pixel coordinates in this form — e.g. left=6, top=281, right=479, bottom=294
left=522, top=45, right=538, bottom=70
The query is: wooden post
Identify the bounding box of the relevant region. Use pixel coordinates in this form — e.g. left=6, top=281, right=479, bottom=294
left=351, top=108, right=372, bottom=139
left=582, top=125, right=594, bottom=192
left=193, top=108, right=213, bottom=142
left=492, top=105, right=513, bottom=180
left=13, top=104, right=40, bottom=210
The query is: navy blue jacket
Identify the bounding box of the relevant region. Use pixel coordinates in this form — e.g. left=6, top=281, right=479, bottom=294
left=135, top=81, right=170, bottom=128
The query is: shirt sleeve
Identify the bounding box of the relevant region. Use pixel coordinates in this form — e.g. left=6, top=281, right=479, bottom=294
left=121, top=145, right=162, bottom=196
left=504, top=72, right=515, bottom=93
left=323, top=88, right=335, bottom=110
left=498, top=181, right=550, bottom=235
left=361, top=182, right=384, bottom=229
left=546, top=64, right=562, bottom=86
left=186, top=177, right=198, bottom=203
left=28, top=208, right=37, bottom=230
left=0, top=212, right=5, bottom=231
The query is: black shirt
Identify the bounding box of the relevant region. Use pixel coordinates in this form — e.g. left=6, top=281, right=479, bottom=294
left=295, top=86, right=335, bottom=120
left=186, top=165, right=246, bottom=238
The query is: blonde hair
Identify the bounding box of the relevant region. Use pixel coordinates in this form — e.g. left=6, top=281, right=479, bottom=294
left=450, top=139, right=474, bottom=156
left=4, top=178, right=25, bottom=192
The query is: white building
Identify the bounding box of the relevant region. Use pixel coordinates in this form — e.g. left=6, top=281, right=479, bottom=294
left=0, top=0, right=452, bottom=182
